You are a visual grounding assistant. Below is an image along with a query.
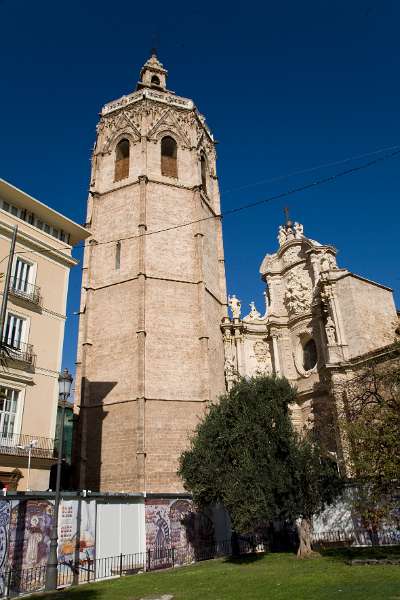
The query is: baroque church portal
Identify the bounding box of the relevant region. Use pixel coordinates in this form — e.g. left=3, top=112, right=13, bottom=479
left=224, top=216, right=399, bottom=473
left=75, top=53, right=228, bottom=493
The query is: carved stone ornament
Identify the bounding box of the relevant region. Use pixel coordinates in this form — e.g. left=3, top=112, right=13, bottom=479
left=245, top=301, right=261, bottom=321
left=148, top=107, right=191, bottom=146
left=320, top=283, right=334, bottom=315
left=284, top=268, right=313, bottom=317
left=259, top=253, right=276, bottom=274
left=96, top=108, right=142, bottom=155
left=320, top=251, right=337, bottom=273
left=253, top=341, right=270, bottom=364
left=282, top=246, right=302, bottom=265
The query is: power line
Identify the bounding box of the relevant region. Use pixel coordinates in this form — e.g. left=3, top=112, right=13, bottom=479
left=220, top=144, right=400, bottom=195
left=2, top=145, right=400, bottom=264
left=84, top=145, right=400, bottom=245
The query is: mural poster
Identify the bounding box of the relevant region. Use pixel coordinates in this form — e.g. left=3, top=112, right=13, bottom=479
left=0, top=501, right=10, bottom=595
left=58, top=499, right=96, bottom=565
left=8, top=500, right=53, bottom=572
left=145, top=498, right=215, bottom=566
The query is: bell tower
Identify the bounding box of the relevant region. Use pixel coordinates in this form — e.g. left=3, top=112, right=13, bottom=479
left=75, top=53, right=227, bottom=493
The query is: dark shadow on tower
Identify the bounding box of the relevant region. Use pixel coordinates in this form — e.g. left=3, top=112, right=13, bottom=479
left=72, top=379, right=116, bottom=492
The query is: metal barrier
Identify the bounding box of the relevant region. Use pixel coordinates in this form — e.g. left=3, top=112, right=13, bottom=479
left=311, top=528, right=400, bottom=548
left=1, top=536, right=268, bottom=598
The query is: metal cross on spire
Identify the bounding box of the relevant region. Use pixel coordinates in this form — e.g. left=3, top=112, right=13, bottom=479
left=284, top=207, right=293, bottom=228
left=283, top=206, right=290, bottom=225
left=151, top=32, right=160, bottom=58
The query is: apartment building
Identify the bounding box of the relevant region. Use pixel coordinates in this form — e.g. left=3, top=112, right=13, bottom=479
left=0, top=178, right=89, bottom=491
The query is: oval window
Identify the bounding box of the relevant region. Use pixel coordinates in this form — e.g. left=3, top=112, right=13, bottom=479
left=303, top=339, right=318, bottom=371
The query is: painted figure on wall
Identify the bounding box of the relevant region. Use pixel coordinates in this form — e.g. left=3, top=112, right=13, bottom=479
left=8, top=500, right=53, bottom=572
left=145, top=498, right=216, bottom=566
left=0, top=502, right=10, bottom=595
left=154, top=512, right=170, bottom=559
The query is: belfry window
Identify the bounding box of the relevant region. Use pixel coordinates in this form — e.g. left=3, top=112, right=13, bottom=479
left=114, top=139, right=130, bottom=182
left=200, top=154, right=207, bottom=192
left=151, top=75, right=160, bottom=86
left=161, top=136, right=177, bottom=178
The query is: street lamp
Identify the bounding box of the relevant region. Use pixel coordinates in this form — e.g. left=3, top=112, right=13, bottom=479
left=16, top=439, right=38, bottom=491
left=45, top=368, right=73, bottom=590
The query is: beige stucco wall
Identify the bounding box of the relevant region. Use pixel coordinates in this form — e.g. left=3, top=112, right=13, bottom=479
left=334, top=275, right=397, bottom=358
left=0, top=185, right=88, bottom=491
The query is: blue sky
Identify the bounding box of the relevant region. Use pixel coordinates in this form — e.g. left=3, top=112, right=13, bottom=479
left=1, top=0, right=399, bottom=377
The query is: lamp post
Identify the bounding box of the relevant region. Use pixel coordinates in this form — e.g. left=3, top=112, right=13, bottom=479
left=45, top=368, right=73, bottom=590
left=16, top=439, right=38, bottom=491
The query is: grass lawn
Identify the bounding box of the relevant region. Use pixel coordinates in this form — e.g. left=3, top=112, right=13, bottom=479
left=37, top=548, right=400, bottom=600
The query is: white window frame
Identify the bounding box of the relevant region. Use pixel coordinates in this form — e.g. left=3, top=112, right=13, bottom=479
left=3, top=311, right=30, bottom=349
left=0, top=384, right=25, bottom=440
left=12, top=256, right=37, bottom=292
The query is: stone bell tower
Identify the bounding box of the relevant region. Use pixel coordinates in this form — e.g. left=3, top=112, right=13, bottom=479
left=75, top=52, right=227, bottom=493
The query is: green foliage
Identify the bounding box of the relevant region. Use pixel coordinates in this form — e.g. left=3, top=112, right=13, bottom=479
left=341, top=349, right=400, bottom=527
left=179, top=375, right=343, bottom=534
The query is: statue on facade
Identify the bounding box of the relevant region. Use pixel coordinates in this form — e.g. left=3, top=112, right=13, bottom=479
left=285, top=222, right=295, bottom=241
left=294, top=222, right=304, bottom=239
left=247, top=301, right=261, bottom=320
left=278, top=225, right=287, bottom=246
left=325, top=315, right=337, bottom=345
left=263, top=289, right=269, bottom=317
left=228, top=294, right=241, bottom=319
left=224, top=355, right=239, bottom=390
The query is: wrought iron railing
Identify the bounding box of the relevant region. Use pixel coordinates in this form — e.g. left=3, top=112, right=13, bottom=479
left=1, top=536, right=269, bottom=597
left=0, top=341, right=36, bottom=367
left=9, top=277, right=41, bottom=306
left=0, top=433, right=55, bottom=459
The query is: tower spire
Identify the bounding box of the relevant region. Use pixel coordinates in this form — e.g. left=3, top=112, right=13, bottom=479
left=137, top=51, right=168, bottom=91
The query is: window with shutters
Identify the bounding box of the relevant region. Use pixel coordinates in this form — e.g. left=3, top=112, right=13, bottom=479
left=12, top=258, right=32, bottom=293
left=114, top=139, right=130, bottom=182
left=0, top=387, right=19, bottom=437
left=3, top=313, right=26, bottom=350
left=161, top=136, right=178, bottom=178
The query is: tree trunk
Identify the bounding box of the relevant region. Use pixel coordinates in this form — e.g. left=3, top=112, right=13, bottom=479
left=296, top=517, right=317, bottom=559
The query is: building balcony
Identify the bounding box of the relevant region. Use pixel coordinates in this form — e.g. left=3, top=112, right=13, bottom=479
left=0, top=433, right=56, bottom=460
left=0, top=341, right=36, bottom=367
left=9, top=277, right=42, bottom=307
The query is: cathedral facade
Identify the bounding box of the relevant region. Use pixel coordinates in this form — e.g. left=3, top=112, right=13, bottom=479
left=223, top=218, right=399, bottom=472
left=75, top=53, right=227, bottom=493
left=75, top=53, right=399, bottom=492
